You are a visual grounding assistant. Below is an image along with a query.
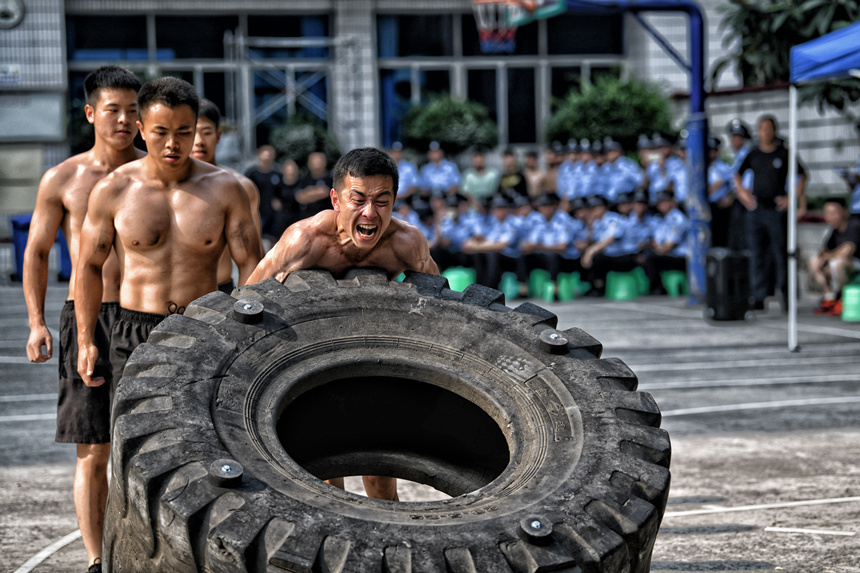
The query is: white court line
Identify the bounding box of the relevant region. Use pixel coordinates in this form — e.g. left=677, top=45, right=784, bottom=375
left=760, top=320, right=860, bottom=340
left=630, top=355, right=859, bottom=372
left=13, top=529, right=81, bottom=573
left=765, top=527, right=856, bottom=537
left=596, top=302, right=703, bottom=318
left=662, top=396, right=860, bottom=417
left=665, top=496, right=860, bottom=518
left=640, top=373, right=860, bottom=391
left=0, top=394, right=55, bottom=403
left=0, top=413, right=57, bottom=422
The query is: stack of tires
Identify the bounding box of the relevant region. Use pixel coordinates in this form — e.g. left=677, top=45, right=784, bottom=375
left=105, top=269, right=671, bottom=573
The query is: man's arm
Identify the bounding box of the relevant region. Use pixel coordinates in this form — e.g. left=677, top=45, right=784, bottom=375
left=395, top=223, right=439, bottom=276
left=246, top=220, right=320, bottom=284
left=733, top=172, right=757, bottom=211
left=224, top=179, right=264, bottom=286
left=23, top=168, right=66, bottom=362
left=74, top=180, right=116, bottom=386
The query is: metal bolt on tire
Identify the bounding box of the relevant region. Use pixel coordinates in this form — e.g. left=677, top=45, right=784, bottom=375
left=104, top=269, right=671, bottom=572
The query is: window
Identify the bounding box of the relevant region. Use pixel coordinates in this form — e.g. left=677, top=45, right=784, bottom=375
left=507, top=68, right=535, bottom=144
left=247, top=15, right=330, bottom=59
left=155, top=16, right=239, bottom=60
left=66, top=16, right=148, bottom=61
left=377, top=15, right=454, bottom=58
left=551, top=66, right=582, bottom=103
left=468, top=69, right=498, bottom=124
left=547, top=14, right=624, bottom=55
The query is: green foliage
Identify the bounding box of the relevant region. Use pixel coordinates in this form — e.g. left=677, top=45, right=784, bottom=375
left=402, top=95, right=498, bottom=156
left=270, top=114, right=341, bottom=169
left=713, top=0, right=860, bottom=114
left=544, top=76, right=675, bottom=150
left=68, top=98, right=95, bottom=155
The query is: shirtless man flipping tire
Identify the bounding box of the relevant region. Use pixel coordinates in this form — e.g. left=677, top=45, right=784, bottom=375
left=191, top=98, right=263, bottom=294
left=75, top=77, right=262, bottom=396
left=248, top=146, right=439, bottom=501
left=23, top=65, right=144, bottom=573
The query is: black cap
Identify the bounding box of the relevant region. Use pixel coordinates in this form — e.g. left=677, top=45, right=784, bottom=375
left=566, top=138, right=581, bottom=153
left=579, top=138, right=592, bottom=153
left=513, top=194, right=532, bottom=208
left=570, top=197, right=587, bottom=211
left=489, top=195, right=512, bottom=209
left=586, top=194, right=608, bottom=207
left=726, top=119, right=751, bottom=139
left=708, top=136, right=722, bottom=150
left=391, top=141, right=403, bottom=151
left=591, top=140, right=604, bottom=155
left=637, top=133, right=654, bottom=149
left=603, top=137, right=623, bottom=152
left=551, top=140, right=565, bottom=154
left=446, top=193, right=469, bottom=207
left=632, top=189, right=650, bottom=204
left=429, top=141, right=441, bottom=151
left=615, top=191, right=633, bottom=204
left=651, top=132, right=671, bottom=148
left=534, top=192, right=560, bottom=206
left=655, top=190, right=675, bottom=203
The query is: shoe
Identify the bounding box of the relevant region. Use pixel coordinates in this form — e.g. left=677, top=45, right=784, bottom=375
left=826, top=300, right=843, bottom=317
left=814, top=299, right=837, bottom=315
left=87, top=559, right=102, bottom=573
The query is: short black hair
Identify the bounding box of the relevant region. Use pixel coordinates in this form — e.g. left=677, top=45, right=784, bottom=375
left=83, top=65, right=141, bottom=107
left=758, top=114, right=778, bottom=132
left=824, top=196, right=847, bottom=208
left=198, top=99, right=221, bottom=129
left=333, top=147, right=399, bottom=197
left=137, top=77, right=199, bottom=122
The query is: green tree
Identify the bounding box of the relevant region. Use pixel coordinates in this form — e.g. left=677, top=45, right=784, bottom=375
left=712, top=0, right=860, bottom=113
left=402, top=95, right=498, bottom=156
left=270, top=114, right=341, bottom=170
left=545, top=76, right=675, bottom=150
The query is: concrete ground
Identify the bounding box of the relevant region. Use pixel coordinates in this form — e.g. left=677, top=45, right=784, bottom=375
left=2, top=278, right=859, bottom=572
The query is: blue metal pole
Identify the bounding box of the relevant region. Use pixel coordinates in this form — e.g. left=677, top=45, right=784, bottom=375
left=565, top=0, right=709, bottom=303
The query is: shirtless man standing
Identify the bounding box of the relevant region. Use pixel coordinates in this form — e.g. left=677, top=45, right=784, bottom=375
left=75, top=77, right=262, bottom=392
left=248, top=146, right=439, bottom=500
left=23, top=65, right=143, bottom=573
left=191, top=98, right=263, bottom=293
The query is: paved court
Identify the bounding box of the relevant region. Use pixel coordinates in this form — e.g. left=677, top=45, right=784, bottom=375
left=2, top=278, right=859, bottom=572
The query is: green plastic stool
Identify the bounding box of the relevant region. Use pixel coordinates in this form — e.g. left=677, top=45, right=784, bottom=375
left=556, top=272, right=579, bottom=302
left=661, top=270, right=688, bottom=298
left=632, top=266, right=650, bottom=295
left=542, top=280, right=556, bottom=303
left=842, top=284, right=860, bottom=322
left=394, top=272, right=406, bottom=282
left=528, top=269, right=551, bottom=298
left=606, top=271, right=638, bottom=301
left=498, top=272, right=520, bottom=301
left=442, top=267, right=476, bottom=292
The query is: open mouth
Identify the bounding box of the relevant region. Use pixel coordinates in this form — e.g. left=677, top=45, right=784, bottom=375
left=356, top=224, right=378, bottom=239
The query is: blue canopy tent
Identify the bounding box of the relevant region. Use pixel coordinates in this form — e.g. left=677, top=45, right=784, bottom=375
left=787, top=22, right=860, bottom=350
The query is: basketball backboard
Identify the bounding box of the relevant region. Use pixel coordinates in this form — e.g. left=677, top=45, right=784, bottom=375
left=507, top=0, right=566, bottom=27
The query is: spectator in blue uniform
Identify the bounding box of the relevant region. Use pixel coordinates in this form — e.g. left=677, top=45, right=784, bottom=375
left=646, top=133, right=682, bottom=203
left=463, top=195, right=519, bottom=288
left=390, top=141, right=420, bottom=200
left=581, top=194, right=629, bottom=295
left=669, top=136, right=689, bottom=206
left=643, top=190, right=690, bottom=294
left=557, top=139, right=581, bottom=201
left=727, top=119, right=754, bottom=250
left=602, top=137, right=644, bottom=203
left=521, top=192, right=574, bottom=281
left=438, top=192, right=482, bottom=269
left=707, top=136, right=737, bottom=248
left=420, top=141, right=461, bottom=196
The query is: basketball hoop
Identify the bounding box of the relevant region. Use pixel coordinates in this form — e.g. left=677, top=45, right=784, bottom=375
left=472, top=0, right=534, bottom=54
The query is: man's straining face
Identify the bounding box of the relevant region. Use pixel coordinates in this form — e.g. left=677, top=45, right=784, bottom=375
left=331, top=174, right=395, bottom=251
left=137, top=103, right=197, bottom=170
left=192, top=116, right=220, bottom=164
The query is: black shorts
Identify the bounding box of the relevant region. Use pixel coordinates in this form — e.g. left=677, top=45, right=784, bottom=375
left=110, top=308, right=169, bottom=392
left=218, top=279, right=236, bottom=294
left=55, top=301, right=119, bottom=444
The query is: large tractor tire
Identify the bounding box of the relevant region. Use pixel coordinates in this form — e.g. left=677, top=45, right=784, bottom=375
left=104, top=269, right=670, bottom=573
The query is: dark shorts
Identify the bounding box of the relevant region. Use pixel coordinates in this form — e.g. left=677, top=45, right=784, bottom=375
left=218, top=279, right=236, bottom=294
left=55, top=301, right=120, bottom=444
left=109, top=308, right=169, bottom=392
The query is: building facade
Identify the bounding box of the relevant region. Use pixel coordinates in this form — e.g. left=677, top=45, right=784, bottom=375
left=1, top=0, right=858, bottom=234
